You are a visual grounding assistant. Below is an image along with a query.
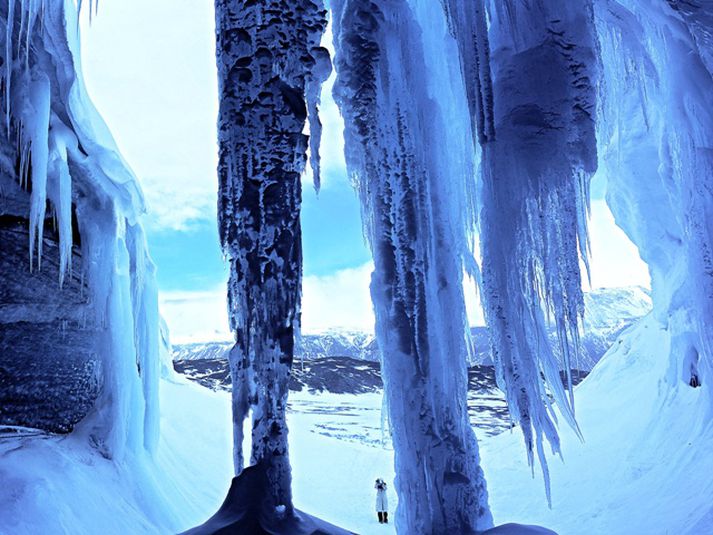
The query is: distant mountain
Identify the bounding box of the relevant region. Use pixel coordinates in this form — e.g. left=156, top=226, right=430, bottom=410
left=173, top=286, right=651, bottom=372
left=473, top=286, right=652, bottom=370
left=172, top=341, right=232, bottom=362
left=174, top=357, right=382, bottom=395
left=173, top=357, right=588, bottom=437
left=172, top=331, right=379, bottom=364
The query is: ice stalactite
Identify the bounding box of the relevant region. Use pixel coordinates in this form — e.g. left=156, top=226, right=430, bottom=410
left=441, top=0, right=494, bottom=145
left=594, top=1, right=713, bottom=404
left=453, top=1, right=600, bottom=501
left=214, top=0, right=330, bottom=510
left=26, top=72, right=51, bottom=272
left=127, top=223, right=161, bottom=452
left=332, top=1, right=492, bottom=532
left=47, top=118, right=76, bottom=287
left=306, top=46, right=332, bottom=192
left=1, top=0, right=161, bottom=459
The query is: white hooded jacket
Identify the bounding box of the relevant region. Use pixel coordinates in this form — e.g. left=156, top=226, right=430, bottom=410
left=375, top=479, right=388, bottom=512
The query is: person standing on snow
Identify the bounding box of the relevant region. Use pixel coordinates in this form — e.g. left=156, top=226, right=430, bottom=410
left=375, top=478, right=388, bottom=524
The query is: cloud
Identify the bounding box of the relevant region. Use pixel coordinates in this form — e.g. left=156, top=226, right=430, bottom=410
left=160, top=198, right=650, bottom=344
left=161, top=263, right=376, bottom=343
left=159, top=287, right=232, bottom=345
left=301, top=263, right=375, bottom=333
left=586, top=200, right=650, bottom=290
left=141, top=179, right=217, bottom=232
left=80, top=0, right=219, bottom=232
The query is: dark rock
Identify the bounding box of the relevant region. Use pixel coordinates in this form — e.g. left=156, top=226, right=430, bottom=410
left=0, top=216, right=101, bottom=433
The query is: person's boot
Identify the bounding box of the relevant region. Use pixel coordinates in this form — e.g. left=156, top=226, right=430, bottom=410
left=378, top=512, right=383, bottom=523
left=384, top=512, right=388, bottom=524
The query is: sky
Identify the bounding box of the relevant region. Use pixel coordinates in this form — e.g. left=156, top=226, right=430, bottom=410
left=79, top=1, right=650, bottom=343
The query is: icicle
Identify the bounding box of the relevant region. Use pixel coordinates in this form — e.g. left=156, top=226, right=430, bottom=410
left=5, top=0, right=16, bottom=133
left=332, top=0, right=493, bottom=531
left=441, top=0, right=495, bottom=144
left=379, top=390, right=390, bottom=447
left=306, top=47, right=332, bottom=192
left=126, top=224, right=161, bottom=453
left=471, top=0, right=598, bottom=497
left=48, top=116, right=78, bottom=287
left=27, top=71, right=51, bottom=272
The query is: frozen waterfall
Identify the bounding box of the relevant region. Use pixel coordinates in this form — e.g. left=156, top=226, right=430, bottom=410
left=465, top=1, right=600, bottom=501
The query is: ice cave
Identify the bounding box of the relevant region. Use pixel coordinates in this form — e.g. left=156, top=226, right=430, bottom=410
left=1, top=1, right=712, bottom=534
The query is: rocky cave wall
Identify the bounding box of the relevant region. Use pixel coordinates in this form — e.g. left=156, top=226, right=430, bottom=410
left=0, top=168, right=101, bottom=433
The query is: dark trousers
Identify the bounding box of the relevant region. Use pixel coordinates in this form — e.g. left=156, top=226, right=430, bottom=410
left=377, top=511, right=388, bottom=523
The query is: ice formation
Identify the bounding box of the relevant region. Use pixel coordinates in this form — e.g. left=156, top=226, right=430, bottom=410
left=331, top=1, right=492, bottom=532
left=214, top=0, right=330, bottom=511
left=213, top=0, right=713, bottom=531
left=328, top=0, right=710, bottom=527
left=0, top=0, right=160, bottom=458
left=594, top=1, right=713, bottom=403
left=455, top=1, right=600, bottom=500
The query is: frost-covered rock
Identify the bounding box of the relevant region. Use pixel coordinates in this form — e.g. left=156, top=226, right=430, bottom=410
left=182, top=462, right=355, bottom=535
left=0, top=217, right=100, bottom=433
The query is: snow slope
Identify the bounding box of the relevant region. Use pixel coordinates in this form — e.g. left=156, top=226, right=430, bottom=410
left=0, top=375, right=396, bottom=535
left=483, top=315, right=713, bottom=534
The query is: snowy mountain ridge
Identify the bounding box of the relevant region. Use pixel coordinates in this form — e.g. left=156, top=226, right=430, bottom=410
left=173, top=286, right=651, bottom=371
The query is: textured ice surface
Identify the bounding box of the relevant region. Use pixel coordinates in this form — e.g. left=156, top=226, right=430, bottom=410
left=214, top=0, right=330, bottom=510
left=332, top=0, right=492, bottom=531
left=594, top=0, right=713, bottom=404
left=462, top=2, right=600, bottom=502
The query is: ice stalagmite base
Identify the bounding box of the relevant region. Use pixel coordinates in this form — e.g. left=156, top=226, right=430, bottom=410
left=214, top=0, right=330, bottom=514
left=332, top=1, right=492, bottom=532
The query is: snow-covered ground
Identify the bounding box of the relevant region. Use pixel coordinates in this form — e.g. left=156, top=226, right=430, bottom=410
left=1, top=315, right=711, bottom=534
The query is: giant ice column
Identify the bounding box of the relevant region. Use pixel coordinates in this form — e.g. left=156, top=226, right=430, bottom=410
left=462, top=2, right=599, bottom=498
left=594, top=1, right=713, bottom=399
left=332, top=1, right=493, bottom=531
left=214, top=0, right=330, bottom=509
left=0, top=1, right=160, bottom=459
